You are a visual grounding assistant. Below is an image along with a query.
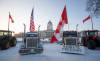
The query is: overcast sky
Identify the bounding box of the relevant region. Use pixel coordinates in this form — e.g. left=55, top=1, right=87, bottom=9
left=0, top=0, right=100, bottom=33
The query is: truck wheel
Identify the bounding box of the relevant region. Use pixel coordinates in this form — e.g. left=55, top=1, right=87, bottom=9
left=1, top=42, right=10, bottom=50
left=10, top=37, right=16, bottom=47
left=6, top=42, right=10, bottom=49
left=34, top=48, right=43, bottom=53
left=35, top=44, right=43, bottom=53
left=87, top=40, right=96, bottom=49
left=11, top=40, right=16, bottom=47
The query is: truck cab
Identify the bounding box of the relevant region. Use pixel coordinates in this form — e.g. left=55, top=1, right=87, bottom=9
left=0, top=30, right=16, bottom=50
left=63, top=31, right=78, bottom=46
left=80, top=30, right=100, bottom=49
left=19, top=32, right=43, bottom=54
left=25, top=32, right=41, bottom=48
left=62, top=31, right=85, bottom=54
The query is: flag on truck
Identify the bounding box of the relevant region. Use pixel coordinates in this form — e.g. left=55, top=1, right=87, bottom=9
left=30, top=8, right=35, bottom=32
left=50, top=5, right=68, bottom=43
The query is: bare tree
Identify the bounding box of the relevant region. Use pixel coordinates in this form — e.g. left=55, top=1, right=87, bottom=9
left=86, top=0, right=100, bottom=17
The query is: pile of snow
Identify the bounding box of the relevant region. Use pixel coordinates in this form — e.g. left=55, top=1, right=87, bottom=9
left=40, top=38, right=50, bottom=43
left=16, top=38, right=23, bottom=42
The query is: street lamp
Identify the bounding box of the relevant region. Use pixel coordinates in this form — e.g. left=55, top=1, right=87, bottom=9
left=23, top=23, right=26, bottom=48
left=38, top=25, right=40, bottom=33
left=38, top=25, right=40, bottom=37
left=76, top=24, right=79, bottom=31
left=37, top=25, right=40, bottom=47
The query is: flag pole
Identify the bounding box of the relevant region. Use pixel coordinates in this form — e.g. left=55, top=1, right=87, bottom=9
left=8, top=12, right=10, bottom=43
left=8, top=12, right=10, bottom=36
left=23, top=23, right=26, bottom=48
left=8, top=19, right=10, bottom=33
left=90, top=16, right=94, bottom=30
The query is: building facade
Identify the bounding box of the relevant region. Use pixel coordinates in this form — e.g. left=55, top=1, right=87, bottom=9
left=39, top=21, right=54, bottom=41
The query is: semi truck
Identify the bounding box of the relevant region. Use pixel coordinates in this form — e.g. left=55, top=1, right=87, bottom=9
left=19, top=32, right=43, bottom=55
left=62, top=31, right=84, bottom=54
left=0, top=30, right=16, bottom=50
left=80, top=30, right=100, bottom=49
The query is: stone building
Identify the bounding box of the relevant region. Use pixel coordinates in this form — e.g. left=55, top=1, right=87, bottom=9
left=47, top=21, right=53, bottom=31
left=46, top=21, right=54, bottom=39
left=39, top=20, right=54, bottom=40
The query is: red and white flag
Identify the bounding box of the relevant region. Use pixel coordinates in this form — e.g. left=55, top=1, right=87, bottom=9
left=50, top=20, right=63, bottom=43
left=50, top=5, right=68, bottom=43
left=50, top=35, right=58, bottom=43
left=61, top=5, right=68, bottom=24
left=9, top=12, right=14, bottom=23
left=55, top=20, right=63, bottom=33
left=30, top=8, right=35, bottom=32
left=83, top=15, right=91, bottom=23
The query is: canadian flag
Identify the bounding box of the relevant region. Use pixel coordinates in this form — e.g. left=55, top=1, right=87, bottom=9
left=61, top=5, right=68, bottom=24
left=50, top=5, right=68, bottom=43
left=50, top=20, right=63, bottom=43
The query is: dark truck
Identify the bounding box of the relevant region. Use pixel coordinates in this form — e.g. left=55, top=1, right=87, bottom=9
left=80, top=30, right=100, bottom=49
left=0, top=30, right=16, bottom=50
left=19, top=32, right=43, bottom=55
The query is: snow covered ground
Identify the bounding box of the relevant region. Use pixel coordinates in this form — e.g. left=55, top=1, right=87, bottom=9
left=0, top=42, right=100, bottom=61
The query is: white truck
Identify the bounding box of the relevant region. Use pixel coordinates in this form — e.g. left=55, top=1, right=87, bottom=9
left=62, top=31, right=84, bottom=54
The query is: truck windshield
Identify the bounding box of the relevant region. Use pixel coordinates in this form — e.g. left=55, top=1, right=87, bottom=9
left=63, top=31, right=77, bottom=37
left=26, top=34, right=38, bottom=37
left=0, top=31, right=12, bottom=36
left=88, top=32, right=97, bottom=36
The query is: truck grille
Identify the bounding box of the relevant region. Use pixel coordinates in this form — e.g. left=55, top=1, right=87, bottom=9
left=26, top=37, right=38, bottom=48
left=64, top=37, right=77, bottom=45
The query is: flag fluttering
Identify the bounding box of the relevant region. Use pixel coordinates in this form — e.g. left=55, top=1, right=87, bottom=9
left=55, top=20, right=63, bottom=33
left=50, top=5, right=68, bottom=43
left=30, top=8, right=35, bottom=32
left=50, top=35, right=58, bottom=43
left=9, top=12, right=14, bottom=23
left=83, top=15, right=91, bottom=23
left=8, top=12, right=14, bottom=33
left=61, top=5, right=68, bottom=24
left=83, top=15, right=94, bottom=30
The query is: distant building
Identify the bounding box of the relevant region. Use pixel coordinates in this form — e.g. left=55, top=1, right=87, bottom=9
left=46, top=21, right=54, bottom=40
left=39, top=20, right=54, bottom=41
left=14, top=32, right=23, bottom=38
left=39, top=31, right=47, bottom=39
left=47, top=20, right=53, bottom=31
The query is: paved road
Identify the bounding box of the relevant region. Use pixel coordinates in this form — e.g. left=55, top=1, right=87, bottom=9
left=0, top=42, right=100, bottom=61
